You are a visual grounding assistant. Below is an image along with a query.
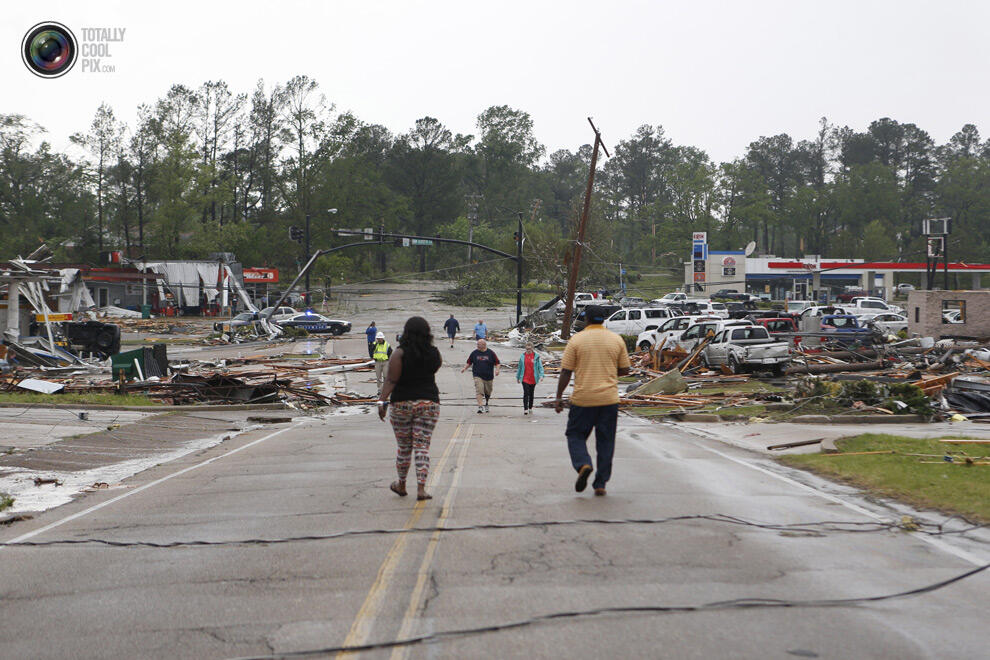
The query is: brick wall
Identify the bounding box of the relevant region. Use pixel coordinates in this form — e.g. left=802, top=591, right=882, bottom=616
left=906, top=290, right=990, bottom=338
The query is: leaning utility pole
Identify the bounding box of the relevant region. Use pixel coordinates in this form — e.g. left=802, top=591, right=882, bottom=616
left=561, top=118, right=610, bottom=339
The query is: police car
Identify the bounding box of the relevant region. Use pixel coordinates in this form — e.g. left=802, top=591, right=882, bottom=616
left=276, top=311, right=351, bottom=335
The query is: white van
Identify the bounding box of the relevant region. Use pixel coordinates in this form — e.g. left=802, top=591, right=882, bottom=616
left=673, top=299, right=729, bottom=319
left=604, top=307, right=673, bottom=335
left=694, top=300, right=729, bottom=319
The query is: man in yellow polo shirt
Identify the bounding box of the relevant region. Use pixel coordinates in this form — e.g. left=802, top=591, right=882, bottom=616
left=554, top=305, right=631, bottom=496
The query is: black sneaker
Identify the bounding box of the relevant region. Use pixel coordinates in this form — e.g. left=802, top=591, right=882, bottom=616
left=477, top=406, right=483, bottom=414
left=575, top=465, right=593, bottom=492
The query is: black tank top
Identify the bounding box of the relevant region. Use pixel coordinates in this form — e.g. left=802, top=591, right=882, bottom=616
left=390, top=345, right=442, bottom=403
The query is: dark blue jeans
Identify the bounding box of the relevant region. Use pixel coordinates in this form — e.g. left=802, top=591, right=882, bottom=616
left=565, top=403, right=618, bottom=489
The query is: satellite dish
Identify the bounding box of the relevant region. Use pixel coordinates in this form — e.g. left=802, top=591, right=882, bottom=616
left=744, top=241, right=757, bottom=257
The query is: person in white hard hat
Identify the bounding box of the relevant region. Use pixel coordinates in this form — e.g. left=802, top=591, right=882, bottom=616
left=372, top=331, right=393, bottom=393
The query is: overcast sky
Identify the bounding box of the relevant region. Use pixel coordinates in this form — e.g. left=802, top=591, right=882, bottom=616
left=5, top=1, right=988, bottom=163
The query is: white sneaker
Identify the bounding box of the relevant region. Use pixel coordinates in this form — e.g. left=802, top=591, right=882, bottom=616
left=477, top=406, right=483, bottom=414
left=523, top=409, right=528, bottom=415
left=484, top=404, right=490, bottom=413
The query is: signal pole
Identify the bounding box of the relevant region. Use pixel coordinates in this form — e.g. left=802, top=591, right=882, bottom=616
left=304, top=213, right=311, bottom=305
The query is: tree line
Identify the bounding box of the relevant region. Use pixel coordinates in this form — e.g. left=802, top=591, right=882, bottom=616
left=2, top=76, right=988, bottom=291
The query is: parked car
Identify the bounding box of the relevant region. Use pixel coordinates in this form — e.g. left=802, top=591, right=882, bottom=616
left=635, top=315, right=717, bottom=351
left=603, top=306, right=673, bottom=335
left=863, top=313, right=909, bottom=334
left=616, top=296, right=647, bottom=307
left=943, top=309, right=963, bottom=324
left=700, top=325, right=791, bottom=376
left=896, top=283, right=916, bottom=293
left=836, top=289, right=867, bottom=303
left=276, top=312, right=351, bottom=335
left=654, top=292, right=688, bottom=305
left=260, top=306, right=298, bottom=321
left=820, top=314, right=868, bottom=345
left=214, top=311, right=272, bottom=335
left=754, top=316, right=801, bottom=347
left=668, top=299, right=729, bottom=319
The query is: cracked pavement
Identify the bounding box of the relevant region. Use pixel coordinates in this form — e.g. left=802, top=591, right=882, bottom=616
left=0, top=289, right=988, bottom=658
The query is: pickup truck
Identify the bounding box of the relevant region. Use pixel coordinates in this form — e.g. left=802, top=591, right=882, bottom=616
left=555, top=292, right=599, bottom=314
left=820, top=314, right=870, bottom=345
left=635, top=315, right=717, bottom=350
left=712, top=289, right=757, bottom=302
left=700, top=325, right=791, bottom=376
left=672, top=318, right=752, bottom=352
left=725, top=300, right=759, bottom=318
left=847, top=297, right=904, bottom=315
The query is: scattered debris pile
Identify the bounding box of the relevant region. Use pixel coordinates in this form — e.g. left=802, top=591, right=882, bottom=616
left=1, top=349, right=374, bottom=408
left=566, top=333, right=990, bottom=423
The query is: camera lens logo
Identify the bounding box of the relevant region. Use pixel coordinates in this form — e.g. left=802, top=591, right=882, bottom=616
left=22, top=22, right=77, bottom=78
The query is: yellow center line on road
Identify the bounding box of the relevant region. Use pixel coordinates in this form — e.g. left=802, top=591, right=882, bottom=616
left=389, top=423, right=475, bottom=660
left=336, top=421, right=463, bottom=657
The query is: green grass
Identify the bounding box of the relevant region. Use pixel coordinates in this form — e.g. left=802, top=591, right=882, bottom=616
left=0, top=493, right=13, bottom=512
left=495, top=292, right=546, bottom=308
left=0, top=392, right=166, bottom=407
left=780, top=434, right=990, bottom=523
left=706, top=404, right=769, bottom=418
left=626, top=271, right=683, bottom=297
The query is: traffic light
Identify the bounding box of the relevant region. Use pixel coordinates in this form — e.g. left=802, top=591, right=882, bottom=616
left=289, top=226, right=304, bottom=243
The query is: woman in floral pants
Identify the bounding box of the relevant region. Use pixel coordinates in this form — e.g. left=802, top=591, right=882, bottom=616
left=378, top=316, right=443, bottom=500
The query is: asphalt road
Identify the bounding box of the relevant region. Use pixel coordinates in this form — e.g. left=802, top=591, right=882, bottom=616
left=1, top=328, right=988, bottom=658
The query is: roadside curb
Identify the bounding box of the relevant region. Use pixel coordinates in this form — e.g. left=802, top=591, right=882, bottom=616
left=660, top=412, right=926, bottom=425
left=788, top=414, right=926, bottom=424
left=0, top=402, right=292, bottom=412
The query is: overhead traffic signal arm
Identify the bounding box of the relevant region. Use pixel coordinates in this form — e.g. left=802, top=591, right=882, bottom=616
left=334, top=229, right=516, bottom=260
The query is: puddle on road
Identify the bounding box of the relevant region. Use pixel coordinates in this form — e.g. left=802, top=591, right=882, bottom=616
left=0, top=426, right=263, bottom=515
left=299, top=340, right=322, bottom=355
left=326, top=405, right=373, bottom=416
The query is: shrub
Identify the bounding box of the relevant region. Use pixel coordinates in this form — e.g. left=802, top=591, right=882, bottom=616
left=621, top=334, right=638, bottom=353
left=280, top=326, right=310, bottom=338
